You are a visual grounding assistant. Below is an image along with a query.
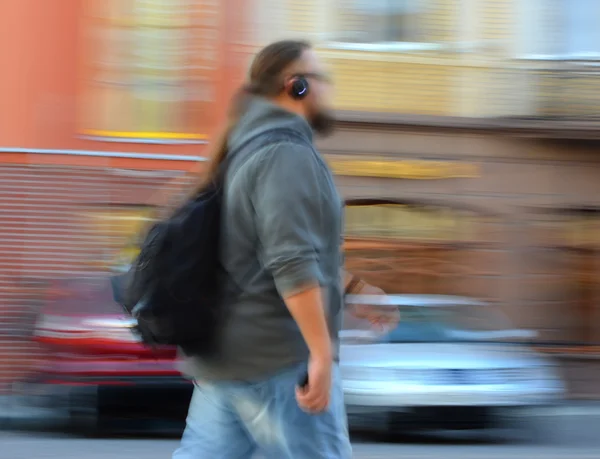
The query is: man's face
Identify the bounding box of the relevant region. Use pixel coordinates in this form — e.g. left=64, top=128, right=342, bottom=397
left=298, top=50, right=335, bottom=136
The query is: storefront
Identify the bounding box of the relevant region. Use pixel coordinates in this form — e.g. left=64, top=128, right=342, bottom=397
left=314, top=118, right=600, bottom=397
left=321, top=119, right=600, bottom=353
left=3, top=0, right=600, bottom=398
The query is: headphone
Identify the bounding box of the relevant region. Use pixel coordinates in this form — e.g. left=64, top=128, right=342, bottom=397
left=288, top=75, right=309, bottom=100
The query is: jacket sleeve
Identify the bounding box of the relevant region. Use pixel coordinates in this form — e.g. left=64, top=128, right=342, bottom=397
left=251, top=142, right=325, bottom=297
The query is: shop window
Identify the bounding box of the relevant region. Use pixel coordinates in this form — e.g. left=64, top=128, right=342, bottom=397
left=529, top=209, right=600, bottom=345
left=333, top=0, right=424, bottom=44
left=328, top=0, right=455, bottom=52
left=343, top=200, right=479, bottom=294
left=520, top=0, right=600, bottom=59
left=79, top=0, right=218, bottom=143
left=344, top=201, right=476, bottom=242
left=562, top=213, right=600, bottom=344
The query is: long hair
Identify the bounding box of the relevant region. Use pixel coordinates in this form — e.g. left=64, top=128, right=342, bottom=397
left=149, top=40, right=311, bottom=223
left=193, top=39, right=311, bottom=194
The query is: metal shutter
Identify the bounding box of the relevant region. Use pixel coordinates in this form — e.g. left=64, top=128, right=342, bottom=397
left=0, top=164, right=194, bottom=393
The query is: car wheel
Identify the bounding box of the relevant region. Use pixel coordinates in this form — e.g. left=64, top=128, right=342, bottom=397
left=385, top=411, right=424, bottom=442
left=68, top=386, right=104, bottom=437
left=518, top=409, right=561, bottom=444
left=490, top=406, right=560, bottom=444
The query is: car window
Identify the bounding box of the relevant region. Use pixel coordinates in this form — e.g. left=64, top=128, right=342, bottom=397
left=342, top=300, right=523, bottom=344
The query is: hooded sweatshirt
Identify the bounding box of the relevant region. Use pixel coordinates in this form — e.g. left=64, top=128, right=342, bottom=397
left=180, top=96, right=344, bottom=382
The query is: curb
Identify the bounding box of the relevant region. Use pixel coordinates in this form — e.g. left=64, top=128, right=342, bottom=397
left=526, top=403, right=600, bottom=417
left=0, top=395, right=67, bottom=432
left=1, top=416, right=67, bottom=432
left=3, top=396, right=600, bottom=432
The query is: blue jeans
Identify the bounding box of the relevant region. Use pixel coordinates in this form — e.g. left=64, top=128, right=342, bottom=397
left=172, top=363, right=352, bottom=459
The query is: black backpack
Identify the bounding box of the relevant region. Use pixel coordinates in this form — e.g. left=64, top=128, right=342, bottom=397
left=110, top=128, right=305, bottom=356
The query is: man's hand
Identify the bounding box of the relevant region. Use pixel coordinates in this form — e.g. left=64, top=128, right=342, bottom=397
left=348, top=284, right=400, bottom=332
left=296, top=355, right=332, bottom=413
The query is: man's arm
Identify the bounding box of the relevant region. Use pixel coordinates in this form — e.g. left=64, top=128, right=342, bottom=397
left=341, top=267, right=400, bottom=328
left=340, top=268, right=372, bottom=295
left=341, top=269, right=353, bottom=292
left=251, top=143, right=332, bottom=362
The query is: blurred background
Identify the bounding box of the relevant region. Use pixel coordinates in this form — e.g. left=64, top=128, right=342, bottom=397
left=2, top=0, right=600, bottom=456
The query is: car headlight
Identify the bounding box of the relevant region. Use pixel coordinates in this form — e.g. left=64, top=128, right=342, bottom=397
left=469, top=367, right=554, bottom=385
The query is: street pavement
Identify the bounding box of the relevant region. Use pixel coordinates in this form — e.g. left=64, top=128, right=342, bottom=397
left=2, top=428, right=600, bottom=459
left=2, top=406, right=600, bottom=459
left=0, top=402, right=600, bottom=459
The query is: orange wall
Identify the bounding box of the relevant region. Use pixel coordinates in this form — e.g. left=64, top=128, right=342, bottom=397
left=0, top=0, right=246, bottom=169
left=0, top=0, right=254, bottom=392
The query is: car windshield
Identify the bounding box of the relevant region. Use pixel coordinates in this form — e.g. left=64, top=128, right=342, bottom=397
left=342, top=300, right=532, bottom=343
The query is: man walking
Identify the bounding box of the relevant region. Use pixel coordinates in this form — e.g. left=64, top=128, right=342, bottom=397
left=173, top=40, right=397, bottom=459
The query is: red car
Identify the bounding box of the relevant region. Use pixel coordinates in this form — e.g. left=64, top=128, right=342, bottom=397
left=24, top=276, right=193, bottom=434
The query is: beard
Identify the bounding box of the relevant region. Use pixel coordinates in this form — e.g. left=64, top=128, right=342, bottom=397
left=309, top=108, right=336, bottom=137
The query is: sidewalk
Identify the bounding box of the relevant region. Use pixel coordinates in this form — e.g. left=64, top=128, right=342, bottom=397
left=526, top=402, right=600, bottom=417
left=0, top=395, right=67, bottom=431
left=3, top=394, right=600, bottom=432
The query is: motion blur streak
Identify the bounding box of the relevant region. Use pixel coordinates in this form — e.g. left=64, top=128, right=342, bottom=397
left=1, top=0, right=600, bottom=454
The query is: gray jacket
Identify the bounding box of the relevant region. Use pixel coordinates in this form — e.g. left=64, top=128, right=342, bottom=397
left=181, top=97, right=344, bottom=382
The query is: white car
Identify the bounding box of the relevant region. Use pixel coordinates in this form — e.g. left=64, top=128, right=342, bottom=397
left=340, top=294, right=565, bottom=433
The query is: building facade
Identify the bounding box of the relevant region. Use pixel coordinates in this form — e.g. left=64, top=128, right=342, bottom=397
left=0, top=0, right=246, bottom=391
left=2, top=0, right=600, bottom=396
left=265, top=0, right=600, bottom=395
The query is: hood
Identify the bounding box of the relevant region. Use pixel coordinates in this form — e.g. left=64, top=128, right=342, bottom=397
left=228, top=96, right=313, bottom=153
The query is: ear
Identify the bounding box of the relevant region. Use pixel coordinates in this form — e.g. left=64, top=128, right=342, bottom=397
left=282, top=76, right=296, bottom=95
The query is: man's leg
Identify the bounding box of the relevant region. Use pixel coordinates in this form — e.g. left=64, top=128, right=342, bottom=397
left=172, top=383, right=256, bottom=459
left=234, top=363, right=352, bottom=459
